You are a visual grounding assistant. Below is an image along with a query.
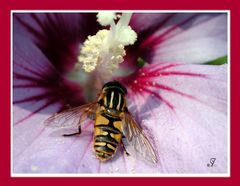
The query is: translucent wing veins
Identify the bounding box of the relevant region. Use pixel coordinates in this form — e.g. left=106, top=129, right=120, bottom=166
left=44, top=102, right=99, bottom=128
left=122, top=111, right=158, bottom=163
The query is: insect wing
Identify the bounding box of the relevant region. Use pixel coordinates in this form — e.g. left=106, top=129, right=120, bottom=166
left=122, top=112, right=157, bottom=163
left=44, top=102, right=98, bottom=128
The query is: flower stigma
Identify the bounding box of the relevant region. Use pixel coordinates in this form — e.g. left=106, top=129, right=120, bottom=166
left=75, top=12, right=137, bottom=82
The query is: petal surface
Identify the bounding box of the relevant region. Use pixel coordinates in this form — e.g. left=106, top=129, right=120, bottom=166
left=130, top=13, right=227, bottom=64
left=13, top=63, right=228, bottom=174
left=13, top=13, right=90, bottom=173
left=120, top=63, right=228, bottom=173
left=13, top=12, right=228, bottom=174
left=14, top=13, right=100, bottom=73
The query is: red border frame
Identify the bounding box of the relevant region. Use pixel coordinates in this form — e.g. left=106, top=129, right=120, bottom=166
left=1, top=0, right=239, bottom=185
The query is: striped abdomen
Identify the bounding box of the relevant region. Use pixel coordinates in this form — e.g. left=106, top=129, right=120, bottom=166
left=94, top=112, right=123, bottom=161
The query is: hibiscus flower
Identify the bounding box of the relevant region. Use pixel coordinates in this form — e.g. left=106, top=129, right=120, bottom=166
left=12, top=12, right=228, bottom=174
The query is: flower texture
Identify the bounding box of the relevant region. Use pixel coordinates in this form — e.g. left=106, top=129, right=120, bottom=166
left=13, top=12, right=228, bottom=174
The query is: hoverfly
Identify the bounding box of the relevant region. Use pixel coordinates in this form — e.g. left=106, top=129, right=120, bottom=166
left=44, top=81, right=157, bottom=163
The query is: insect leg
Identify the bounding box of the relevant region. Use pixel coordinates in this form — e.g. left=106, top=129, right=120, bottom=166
left=121, top=139, right=130, bottom=156
left=63, top=126, right=81, bottom=137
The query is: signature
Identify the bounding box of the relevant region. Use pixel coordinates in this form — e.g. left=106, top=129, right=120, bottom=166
left=207, top=158, right=216, bottom=167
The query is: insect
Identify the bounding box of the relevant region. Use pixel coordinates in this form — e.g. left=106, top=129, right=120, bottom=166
left=44, top=81, right=157, bottom=163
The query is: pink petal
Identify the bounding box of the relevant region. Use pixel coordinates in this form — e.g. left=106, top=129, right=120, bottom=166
left=13, top=114, right=160, bottom=173
left=13, top=12, right=228, bottom=174
left=130, top=13, right=173, bottom=33
left=120, top=63, right=228, bottom=173
left=14, top=13, right=100, bottom=73
left=13, top=118, right=97, bottom=173
left=14, top=63, right=227, bottom=174
left=13, top=13, right=90, bottom=173
left=133, top=13, right=227, bottom=64
left=13, top=13, right=86, bottom=123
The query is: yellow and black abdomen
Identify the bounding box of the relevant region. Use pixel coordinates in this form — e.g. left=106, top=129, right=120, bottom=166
left=94, top=112, right=123, bottom=161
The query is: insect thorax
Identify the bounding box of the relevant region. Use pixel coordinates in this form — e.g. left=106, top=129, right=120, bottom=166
left=101, top=88, right=126, bottom=112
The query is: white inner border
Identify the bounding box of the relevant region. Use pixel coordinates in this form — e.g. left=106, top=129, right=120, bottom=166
left=10, top=10, right=231, bottom=178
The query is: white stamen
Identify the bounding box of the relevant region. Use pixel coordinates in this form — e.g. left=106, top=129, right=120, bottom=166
left=75, top=12, right=137, bottom=78
left=97, top=12, right=116, bottom=26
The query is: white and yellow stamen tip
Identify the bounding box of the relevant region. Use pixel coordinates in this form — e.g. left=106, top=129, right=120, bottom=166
left=76, top=12, right=137, bottom=74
